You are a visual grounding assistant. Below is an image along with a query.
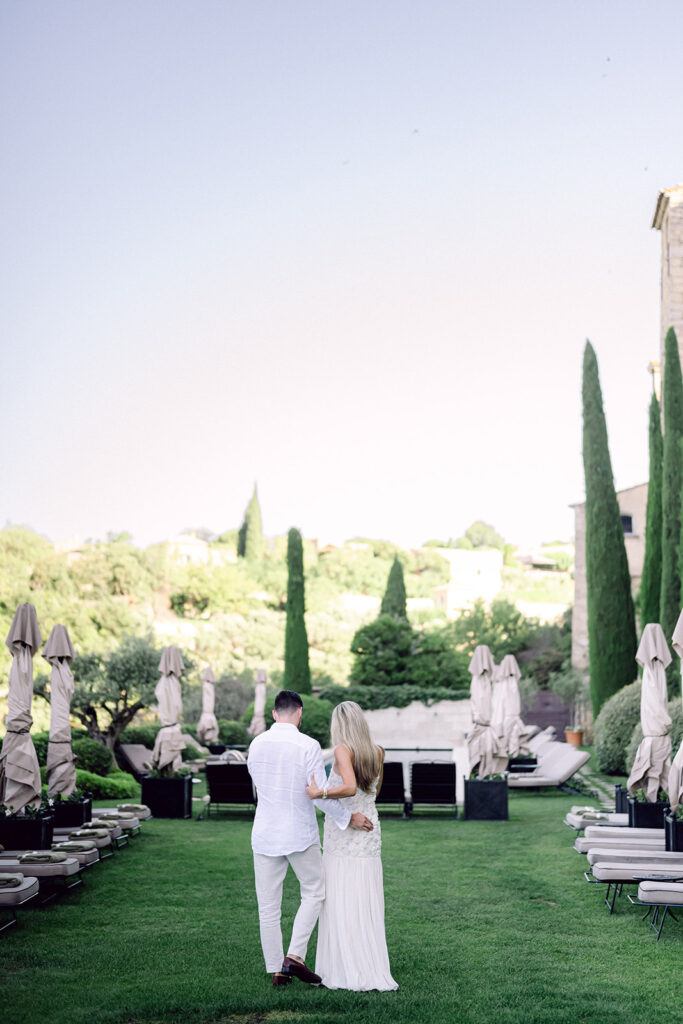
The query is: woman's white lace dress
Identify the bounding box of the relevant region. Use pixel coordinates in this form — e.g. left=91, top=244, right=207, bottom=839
left=315, top=770, right=398, bottom=991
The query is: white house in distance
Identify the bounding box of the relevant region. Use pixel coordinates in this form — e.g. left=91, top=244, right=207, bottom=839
left=433, top=548, right=503, bottom=618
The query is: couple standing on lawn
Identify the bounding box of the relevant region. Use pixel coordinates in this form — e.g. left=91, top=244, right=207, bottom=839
left=247, top=690, right=398, bottom=991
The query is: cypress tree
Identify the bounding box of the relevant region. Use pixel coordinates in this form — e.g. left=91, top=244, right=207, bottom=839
left=380, top=555, right=408, bottom=619
left=237, top=484, right=264, bottom=560
left=284, top=527, right=311, bottom=694
left=660, top=328, right=683, bottom=673
left=582, top=341, right=637, bottom=717
left=639, top=392, right=663, bottom=629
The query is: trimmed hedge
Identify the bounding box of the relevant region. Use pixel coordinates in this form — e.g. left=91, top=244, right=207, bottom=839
left=73, top=738, right=113, bottom=776
left=118, top=724, right=160, bottom=748
left=624, top=699, right=683, bottom=778
left=317, top=684, right=470, bottom=711
left=217, top=720, right=249, bottom=746
left=593, top=680, right=641, bottom=775
left=75, top=769, right=139, bottom=799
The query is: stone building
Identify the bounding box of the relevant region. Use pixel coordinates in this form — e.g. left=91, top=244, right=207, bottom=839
left=571, top=483, right=647, bottom=671
left=653, top=184, right=683, bottom=369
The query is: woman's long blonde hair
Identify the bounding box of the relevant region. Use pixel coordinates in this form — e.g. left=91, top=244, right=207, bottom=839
left=331, top=701, right=383, bottom=793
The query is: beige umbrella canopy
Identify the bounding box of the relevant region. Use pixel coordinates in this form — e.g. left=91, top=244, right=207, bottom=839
left=627, top=623, right=672, bottom=802
left=0, top=604, right=43, bottom=813
left=490, top=663, right=505, bottom=742
left=197, top=666, right=219, bottom=745
left=467, top=645, right=508, bottom=779
left=499, top=654, right=526, bottom=758
left=248, top=668, right=268, bottom=738
left=44, top=625, right=77, bottom=799
left=152, top=646, right=186, bottom=774
left=668, top=610, right=683, bottom=811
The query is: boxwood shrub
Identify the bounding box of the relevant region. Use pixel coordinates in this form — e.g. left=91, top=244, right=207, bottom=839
left=73, top=738, right=113, bottom=776
left=593, top=680, right=641, bottom=775
left=75, top=769, right=139, bottom=798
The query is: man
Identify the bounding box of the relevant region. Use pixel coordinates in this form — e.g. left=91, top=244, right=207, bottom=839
left=247, top=689, right=373, bottom=987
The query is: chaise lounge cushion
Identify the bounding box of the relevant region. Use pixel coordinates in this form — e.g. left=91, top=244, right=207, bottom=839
left=0, top=875, right=39, bottom=905
left=637, top=880, right=683, bottom=905
left=591, top=861, right=683, bottom=882
left=574, top=834, right=664, bottom=854
left=587, top=847, right=683, bottom=867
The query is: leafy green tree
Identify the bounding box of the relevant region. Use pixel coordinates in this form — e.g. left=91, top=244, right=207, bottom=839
left=459, top=521, right=505, bottom=551
left=380, top=555, right=408, bottom=619
left=582, top=341, right=637, bottom=716
left=35, top=636, right=163, bottom=767
left=447, top=597, right=533, bottom=660
left=238, top=484, right=264, bottom=561
left=284, top=528, right=311, bottom=694
left=660, top=328, right=683, bottom=684
left=640, top=392, right=663, bottom=629
left=349, top=615, right=415, bottom=686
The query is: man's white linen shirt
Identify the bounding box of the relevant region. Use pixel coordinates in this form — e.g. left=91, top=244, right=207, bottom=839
left=248, top=722, right=350, bottom=856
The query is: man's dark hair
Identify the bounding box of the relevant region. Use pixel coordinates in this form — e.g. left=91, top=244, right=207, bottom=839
left=274, top=689, right=303, bottom=714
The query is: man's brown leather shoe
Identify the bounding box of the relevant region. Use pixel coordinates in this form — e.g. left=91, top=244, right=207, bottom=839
left=282, top=956, right=322, bottom=985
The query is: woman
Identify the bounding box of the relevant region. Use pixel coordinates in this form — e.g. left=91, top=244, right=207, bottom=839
left=305, top=701, right=398, bottom=991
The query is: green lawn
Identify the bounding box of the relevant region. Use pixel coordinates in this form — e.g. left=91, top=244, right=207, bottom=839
left=2, top=791, right=679, bottom=1024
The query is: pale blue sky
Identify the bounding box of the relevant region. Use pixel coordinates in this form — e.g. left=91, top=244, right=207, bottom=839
left=2, top=1, right=682, bottom=549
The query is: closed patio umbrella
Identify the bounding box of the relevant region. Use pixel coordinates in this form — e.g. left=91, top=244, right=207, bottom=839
left=196, top=666, right=219, bottom=745
left=0, top=603, right=43, bottom=813
left=627, top=623, right=672, bottom=802
left=43, top=624, right=77, bottom=799
left=248, top=668, right=268, bottom=737
left=152, top=646, right=186, bottom=774
left=496, top=654, right=526, bottom=758
left=467, top=645, right=508, bottom=779
left=668, top=611, right=683, bottom=811
left=490, top=663, right=505, bottom=742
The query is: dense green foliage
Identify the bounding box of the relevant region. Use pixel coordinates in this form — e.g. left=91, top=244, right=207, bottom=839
left=660, top=328, right=683, bottom=679
left=582, top=341, right=637, bottom=716
left=640, top=392, right=663, bottom=628
left=74, top=768, right=138, bottom=798
left=593, top=681, right=642, bottom=775
left=625, top=698, right=683, bottom=777
left=216, top=719, right=250, bottom=745
left=72, top=737, right=114, bottom=776
left=242, top=693, right=332, bottom=747
left=350, top=615, right=415, bottom=686
left=457, top=520, right=505, bottom=550
left=284, top=528, right=311, bottom=694
left=380, top=555, right=408, bottom=619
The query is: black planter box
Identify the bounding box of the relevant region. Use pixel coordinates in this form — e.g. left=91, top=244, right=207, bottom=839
left=208, top=744, right=226, bottom=755
left=141, top=774, right=192, bottom=818
left=53, top=797, right=92, bottom=828
left=664, top=813, right=683, bottom=851
left=614, top=784, right=629, bottom=814
left=627, top=796, right=669, bottom=828
left=464, top=779, right=508, bottom=821
left=0, top=814, right=54, bottom=850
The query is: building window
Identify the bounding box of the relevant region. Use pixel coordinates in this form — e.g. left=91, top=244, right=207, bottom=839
left=621, top=514, right=634, bottom=536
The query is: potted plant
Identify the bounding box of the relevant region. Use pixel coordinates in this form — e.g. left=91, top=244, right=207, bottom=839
left=141, top=767, right=193, bottom=819
left=664, top=807, right=683, bottom=851
left=628, top=789, right=670, bottom=828
left=464, top=772, right=508, bottom=821
left=548, top=668, right=589, bottom=747
left=51, top=789, right=92, bottom=828
left=0, top=801, right=54, bottom=850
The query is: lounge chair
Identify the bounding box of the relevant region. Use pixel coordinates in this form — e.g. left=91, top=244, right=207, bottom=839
left=116, top=743, right=154, bottom=782
left=585, top=860, right=683, bottom=913
left=507, top=742, right=590, bottom=789
left=50, top=841, right=100, bottom=867
left=205, top=762, right=256, bottom=814
left=375, top=762, right=409, bottom=818
left=574, top=833, right=664, bottom=854
left=85, top=811, right=141, bottom=836
left=405, top=762, right=456, bottom=817
left=66, top=828, right=115, bottom=859
left=628, top=880, right=683, bottom=939
left=564, top=807, right=630, bottom=831
left=586, top=847, right=683, bottom=867
left=0, top=874, right=39, bottom=932
left=55, top=820, right=128, bottom=849
left=0, top=854, right=82, bottom=901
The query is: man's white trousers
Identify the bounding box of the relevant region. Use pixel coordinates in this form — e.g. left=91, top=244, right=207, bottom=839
left=253, top=843, right=325, bottom=972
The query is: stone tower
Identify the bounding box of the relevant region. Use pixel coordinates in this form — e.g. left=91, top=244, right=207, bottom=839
left=652, top=184, right=683, bottom=370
